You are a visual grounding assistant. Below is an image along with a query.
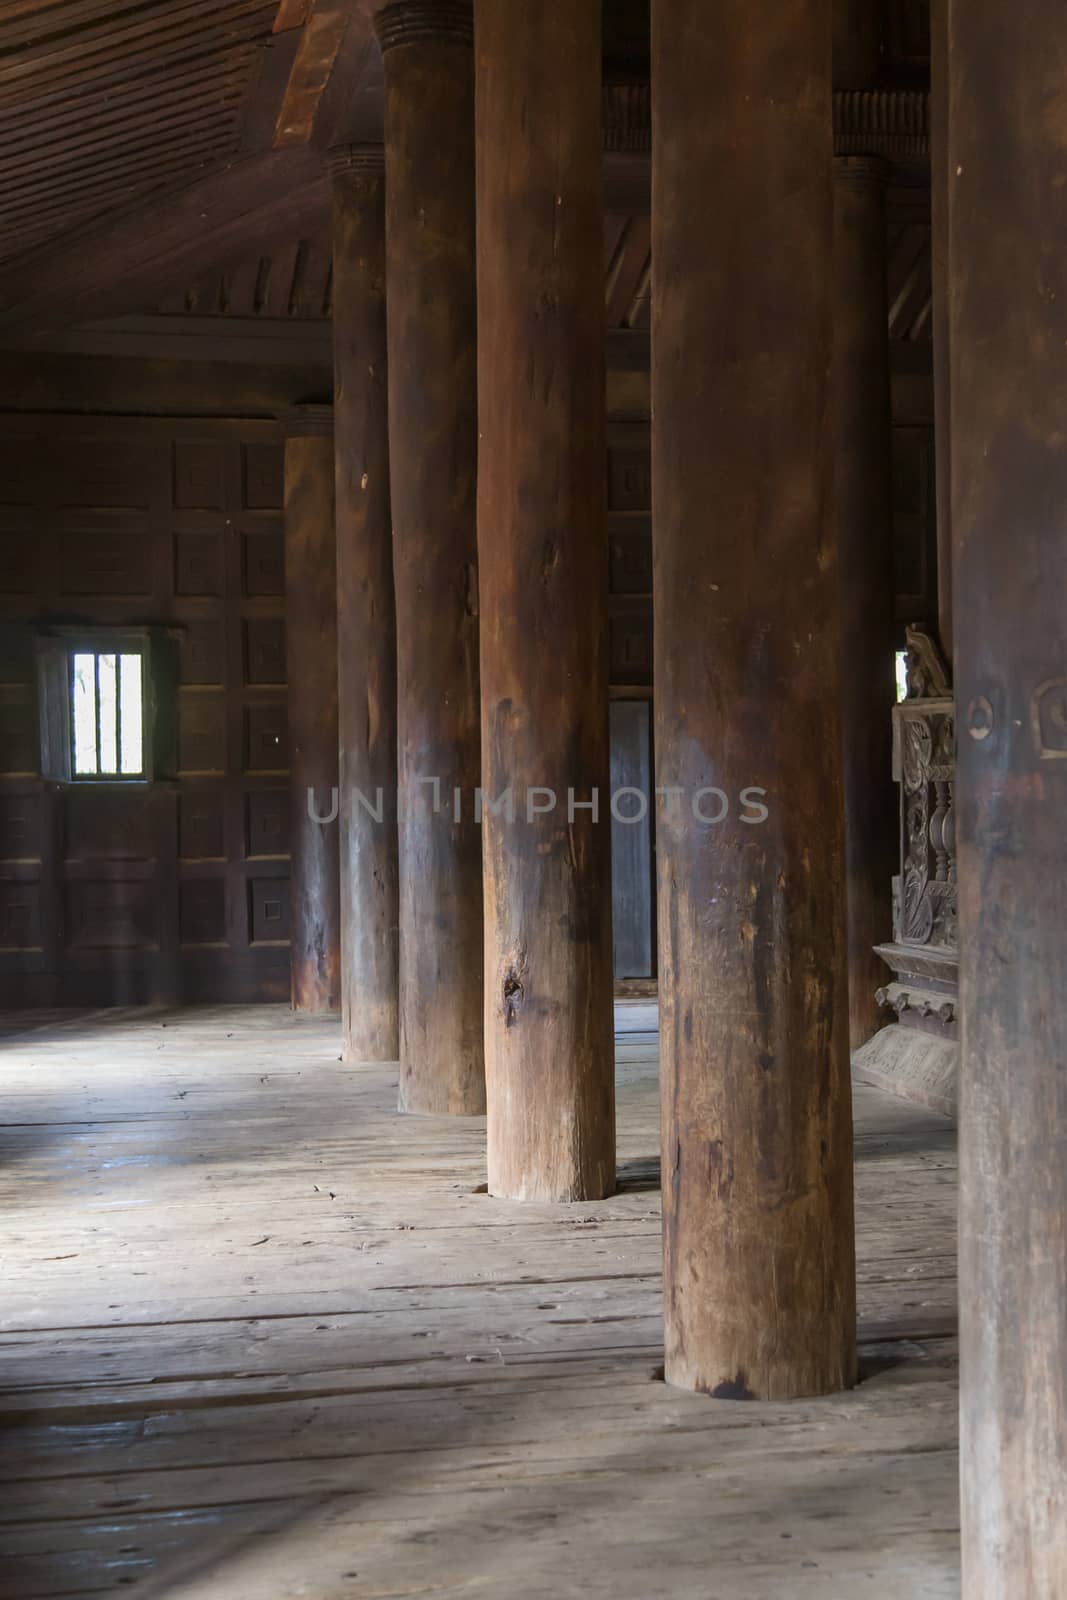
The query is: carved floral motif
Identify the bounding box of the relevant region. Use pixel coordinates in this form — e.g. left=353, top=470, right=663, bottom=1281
left=895, top=698, right=956, bottom=952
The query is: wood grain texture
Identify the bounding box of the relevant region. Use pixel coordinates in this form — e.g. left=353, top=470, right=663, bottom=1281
left=834, top=157, right=898, bottom=1053
left=0, top=0, right=278, bottom=267
left=331, top=148, right=400, bottom=1061
left=0, top=1003, right=959, bottom=1598
left=283, top=413, right=341, bottom=1012
left=0, top=146, right=330, bottom=333
left=377, top=0, right=484, bottom=1114
left=951, top=0, right=1067, bottom=1592
left=476, top=0, right=615, bottom=1202
left=929, top=0, right=953, bottom=664
left=651, top=0, right=857, bottom=1399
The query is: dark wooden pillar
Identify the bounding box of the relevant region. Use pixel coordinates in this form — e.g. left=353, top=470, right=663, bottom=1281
left=832, top=0, right=883, bottom=89
left=953, top=1, right=1067, bottom=1591
left=475, top=0, right=615, bottom=1202
left=375, top=0, right=484, bottom=1115
left=652, top=0, right=856, bottom=1398
left=329, top=144, right=400, bottom=1062
left=834, top=155, right=897, bottom=1053
left=282, top=406, right=341, bottom=1013
left=930, top=0, right=953, bottom=664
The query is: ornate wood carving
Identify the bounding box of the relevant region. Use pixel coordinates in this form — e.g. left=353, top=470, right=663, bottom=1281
left=898, top=698, right=956, bottom=951
left=833, top=91, right=929, bottom=161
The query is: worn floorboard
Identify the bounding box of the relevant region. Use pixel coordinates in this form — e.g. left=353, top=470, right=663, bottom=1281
left=0, top=1004, right=960, bottom=1598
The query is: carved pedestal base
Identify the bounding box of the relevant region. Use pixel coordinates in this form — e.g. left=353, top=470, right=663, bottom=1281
left=853, top=673, right=959, bottom=1121
left=852, top=1024, right=958, bottom=1119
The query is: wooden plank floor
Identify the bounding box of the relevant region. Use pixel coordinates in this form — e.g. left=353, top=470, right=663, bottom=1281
left=0, top=1004, right=960, bottom=1598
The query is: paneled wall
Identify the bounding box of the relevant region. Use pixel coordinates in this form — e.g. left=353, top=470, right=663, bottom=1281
left=0, top=415, right=290, bottom=1005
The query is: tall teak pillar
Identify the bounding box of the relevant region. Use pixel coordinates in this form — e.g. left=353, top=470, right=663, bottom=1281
left=930, top=0, right=953, bottom=664
left=330, top=144, right=400, bottom=1062
left=953, top=1, right=1067, bottom=1592
left=375, top=0, right=484, bottom=1114
left=283, top=405, right=341, bottom=1013
left=652, top=0, right=857, bottom=1398
left=475, top=0, right=616, bottom=1202
left=833, top=155, right=897, bottom=1052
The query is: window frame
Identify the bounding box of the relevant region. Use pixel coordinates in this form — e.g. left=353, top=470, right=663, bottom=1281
left=35, top=627, right=157, bottom=787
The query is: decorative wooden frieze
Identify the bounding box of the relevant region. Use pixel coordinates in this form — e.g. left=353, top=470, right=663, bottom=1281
left=374, top=0, right=473, bottom=52
left=896, top=695, right=956, bottom=953
left=833, top=90, right=929, bottom=161
left=854, top=626, right=959, bottom=1115
left=602, top=84, right=651, bottom=153
left=326, top=144, right=386, bottom=181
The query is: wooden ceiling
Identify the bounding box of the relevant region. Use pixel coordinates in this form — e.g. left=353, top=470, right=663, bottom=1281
left=0, top=0, right=283, bottom=266
left=0, top=0, right=931, bottom=337
left=152, top=210, right=652, bottom=331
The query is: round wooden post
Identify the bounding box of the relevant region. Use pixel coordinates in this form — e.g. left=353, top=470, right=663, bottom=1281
left=930, top=0, right=953, bottom=665
left=283, top=405, right=341, bottom=1013
left=953, top=1, right=1067, bottom=1591
left=833, top=155, right=897, bottom=1053
left=832, top=0, right=882, bottom=89
left=329, top=144, right=400, bottom=1062
left=475, top=0, right=615, bottom=1202
left=375, top=0, right=484, bottom=1114
left=652, top=0, right=857, bottom=1398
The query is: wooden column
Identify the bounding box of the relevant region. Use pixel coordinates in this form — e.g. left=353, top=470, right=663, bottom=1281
left=283, top=406, right=341, bottom=1013
left=329, top=145, right=400, bottom=1062
left=475, top=0, right=615, bottom=1202
left=930, top=0, right=953, bottom=664
left=375, top=0, right=484, bottom=1115
left=652, top=0, right=856, bottom=1398
left=953, top=1, right=1067, bottom=1591
left=832, top=0, right=883, bottom=89
left=833, top=155, right=897, bottom=1053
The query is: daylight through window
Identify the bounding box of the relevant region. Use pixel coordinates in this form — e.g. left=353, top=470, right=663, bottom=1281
left=71, top=651, right=145, bottom=778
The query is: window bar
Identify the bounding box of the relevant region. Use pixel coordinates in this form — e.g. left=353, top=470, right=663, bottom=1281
left=94, top=652, right=103, bottom=775
left=115, top=651, right=123, bottom=776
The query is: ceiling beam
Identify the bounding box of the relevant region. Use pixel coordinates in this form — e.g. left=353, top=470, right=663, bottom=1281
left=273, top=0, right=380, bottom=148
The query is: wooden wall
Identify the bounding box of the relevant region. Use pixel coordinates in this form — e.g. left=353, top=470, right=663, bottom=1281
left=0, top=413, right=292, bottom=1006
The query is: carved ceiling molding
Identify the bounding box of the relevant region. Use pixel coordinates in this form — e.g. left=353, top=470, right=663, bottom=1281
left=603, top=84, right=651, bottom=154
left=833, top=91, right=930, bottom=161
left=604, top=86, right=928, bottom=162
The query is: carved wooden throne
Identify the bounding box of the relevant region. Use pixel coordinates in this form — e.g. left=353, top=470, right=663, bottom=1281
left=852, top=627, right=960, bottom=1116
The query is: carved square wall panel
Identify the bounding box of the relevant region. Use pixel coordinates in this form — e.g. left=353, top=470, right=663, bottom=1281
left=59, top=528, right=153, bottom=596
left=179, top=791, right=225, bottom=860
left=609, top=603, right=653, bottom=686
left=178, top=696, right=227, bottom=776
left=65, top=788, right=154, bottom=861
left=66, top=879, right=157, bottom=950
left=0, top=793, right=41, bottom=861
left=0, top=694, right=37, bottom=775
left=57, top=442, right=161, bottom=510
left=0, top=623, right=33, bottom=687
left=0, top=517, right=36, bottom=594
left=0, top=882, right=41, bottom=950
left=242, top=529, right=285, bottom=596
left=244, top=705, right=288, bottom=774
left=180, top=877, right=227, bottom=946
left=242, top=442, right=284, bottom=511
left=609, top=518, right=653, bottom=595
left=179, top=622, right=226, bottom=687
left=173, top=439, right=226, bottom=510
left=246, top=789, right=289, bottom=858
left=249, top=877, right=290, bottom=945
left=608, top=441, right=652, bottom=513
left=174, top=531, right=224, bottom=598
left=244, top=619, right=286, bottom=686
